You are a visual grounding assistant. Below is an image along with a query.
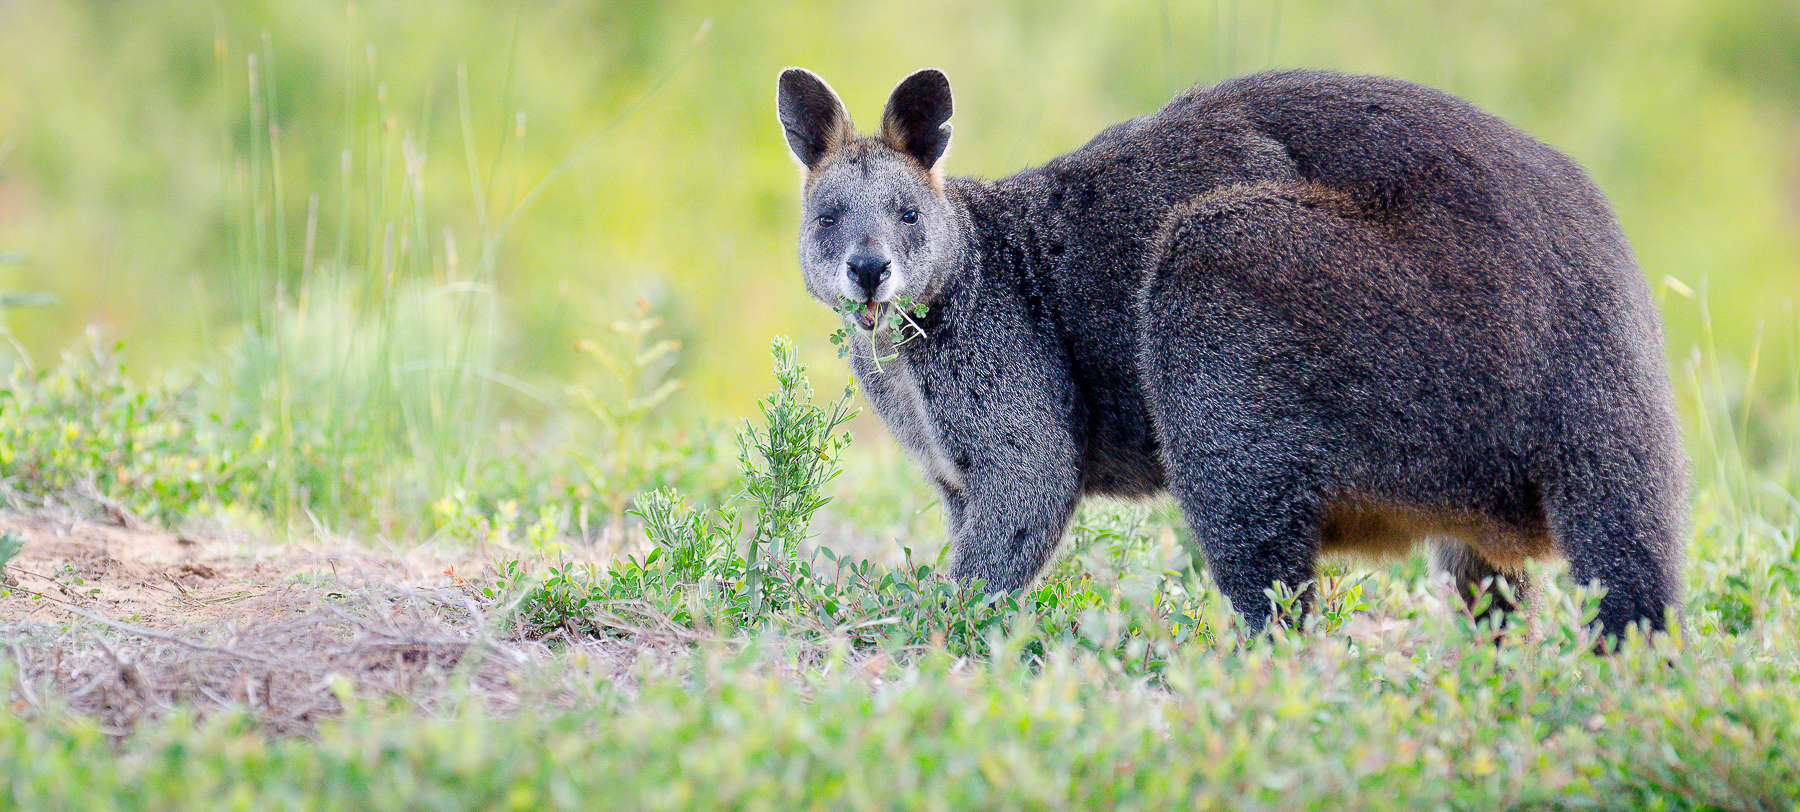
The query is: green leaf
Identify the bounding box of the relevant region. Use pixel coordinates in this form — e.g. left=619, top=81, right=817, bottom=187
left=0, top=532, right=23, bottom=568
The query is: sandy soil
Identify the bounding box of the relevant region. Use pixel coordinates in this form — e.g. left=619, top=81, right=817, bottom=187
left=0, top=509, right=475, bottom=628
left=0, top=507, right=660, bottom=736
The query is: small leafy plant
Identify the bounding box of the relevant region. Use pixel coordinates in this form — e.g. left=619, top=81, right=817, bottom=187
left=828, top=295, right=931, bottom=364
left=735, top=335, right=859, bottom=612
left=493, top=336, right=1221, bottom=671
left=567, top=299, right=687, bottom=542
left=499, top=336, right=857, bottom=637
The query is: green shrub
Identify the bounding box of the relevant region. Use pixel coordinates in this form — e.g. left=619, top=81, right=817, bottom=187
left=495, top=338, right=1227, bottom=674
left=0, top=341, right=246, bottom=523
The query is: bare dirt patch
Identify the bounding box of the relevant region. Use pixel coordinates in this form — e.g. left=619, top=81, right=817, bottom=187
left=0, top=508, right=677, bottom=736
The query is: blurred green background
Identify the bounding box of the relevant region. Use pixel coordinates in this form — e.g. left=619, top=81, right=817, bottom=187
left=1, top=0, right=1796, bottom=425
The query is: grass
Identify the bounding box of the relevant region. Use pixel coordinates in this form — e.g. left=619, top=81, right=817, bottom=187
left=1, top=5, right=1798, bottom=808
left=3, top=326, right=1798, bottom=809
left=4, top=1, right=1799, bottom=407
left=2, top=552, right=1796, bottom=810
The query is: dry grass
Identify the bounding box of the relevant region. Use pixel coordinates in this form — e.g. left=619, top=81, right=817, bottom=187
left=0, top=502, right=691, bottom=738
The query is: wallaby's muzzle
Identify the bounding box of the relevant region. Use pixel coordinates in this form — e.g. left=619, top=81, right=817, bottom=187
left=846, top=254, right=891, bottom=300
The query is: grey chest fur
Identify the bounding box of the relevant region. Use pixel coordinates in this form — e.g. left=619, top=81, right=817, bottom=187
left=852, top=342, right=965, bottom=494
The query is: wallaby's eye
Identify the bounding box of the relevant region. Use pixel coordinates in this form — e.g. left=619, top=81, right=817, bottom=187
left=817, top=214, right=837, bottom=229
left=900, top=210, right=920, bottom=225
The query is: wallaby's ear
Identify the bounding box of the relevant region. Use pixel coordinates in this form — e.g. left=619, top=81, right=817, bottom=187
left=880, top=68, right=953, bottom=172
left=778, top=68, right=853, bottom=171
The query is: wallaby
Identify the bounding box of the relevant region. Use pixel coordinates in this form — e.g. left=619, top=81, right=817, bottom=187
left=775, top=67, right=1687, bottom=641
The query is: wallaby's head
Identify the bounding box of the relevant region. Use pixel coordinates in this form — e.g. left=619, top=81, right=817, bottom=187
left=777, top=67, right=960, bottom=331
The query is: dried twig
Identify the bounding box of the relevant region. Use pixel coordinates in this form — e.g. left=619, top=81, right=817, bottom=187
left=8, top=583, right=285, bottom=667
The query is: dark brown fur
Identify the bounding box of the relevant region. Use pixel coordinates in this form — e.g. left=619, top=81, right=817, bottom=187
left=778, top=68, right=1688, bottom=641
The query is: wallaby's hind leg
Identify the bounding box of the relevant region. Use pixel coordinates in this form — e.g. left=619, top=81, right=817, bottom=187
left=1429, top=539, right=1533, bottom=628
left=1544, top=464, right=1685, bottom=640
left=1163, top=465, right=1322, bottom=633
left=1140, top=371, right=1325, bottom=632
left=1136, top=191, right=1352, bottom=633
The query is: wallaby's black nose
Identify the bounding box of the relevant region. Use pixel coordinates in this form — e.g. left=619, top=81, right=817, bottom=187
left=846, top=255, right=891, bottom=298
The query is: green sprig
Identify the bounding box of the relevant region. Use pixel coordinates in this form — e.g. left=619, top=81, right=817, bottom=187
left=828, top=295, right=931, bottom=360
